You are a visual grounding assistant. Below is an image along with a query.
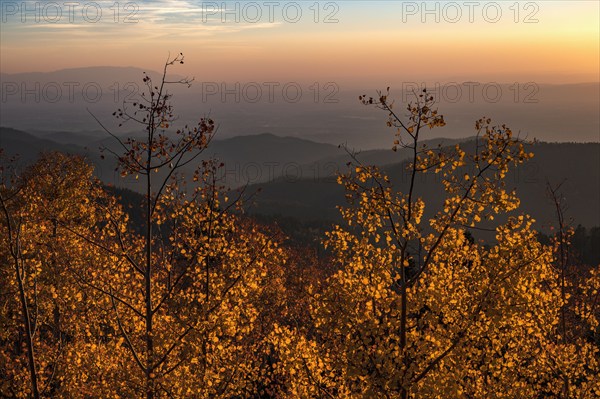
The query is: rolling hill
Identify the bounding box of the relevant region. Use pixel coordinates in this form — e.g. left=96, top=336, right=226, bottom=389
left=1, top=127, right=598, bottom=232
left=246, top=140, right=600, bottom=232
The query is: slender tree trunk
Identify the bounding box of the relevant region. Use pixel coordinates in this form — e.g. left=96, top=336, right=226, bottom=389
left=16, top=260, right=41, bottom=399
left=399, top=128, right=420, bottom=399
left=1, top=199, right=41, bottom=399
left=399, top=243, right=408, bottom=399
left=548, top=183, right=570, bottom=399
left=400, top=278, right=408, bottom=399
left=145, top=154, right=154, bottom=399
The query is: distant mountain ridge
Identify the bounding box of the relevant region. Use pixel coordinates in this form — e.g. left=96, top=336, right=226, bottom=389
left=1, top=127, right=598, bottom=230
left=0, top=67, right=175, bottom=86
left=0, top=127, right=474, bottom=187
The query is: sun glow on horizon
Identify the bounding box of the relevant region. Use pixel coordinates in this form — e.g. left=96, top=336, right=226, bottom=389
left=0, top=1, right=598, bottom=84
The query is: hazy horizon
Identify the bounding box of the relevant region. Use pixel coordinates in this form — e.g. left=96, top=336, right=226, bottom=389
left=2, top=65, right=598, bottom=147
left=1, top=1, right=599, bottom=146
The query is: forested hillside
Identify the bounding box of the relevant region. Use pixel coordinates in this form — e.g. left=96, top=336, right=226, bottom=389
left=1, top=58, right=598, bottom=399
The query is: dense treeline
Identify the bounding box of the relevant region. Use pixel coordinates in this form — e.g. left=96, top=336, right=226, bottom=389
left=1, top=56, right=598, bottom=398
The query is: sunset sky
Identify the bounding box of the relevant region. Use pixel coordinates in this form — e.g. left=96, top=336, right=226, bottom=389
left=1, top=0, right=598, bottom=86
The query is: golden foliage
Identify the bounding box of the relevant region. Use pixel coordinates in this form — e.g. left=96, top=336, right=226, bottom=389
left=1, top=85, right=598, bottom=399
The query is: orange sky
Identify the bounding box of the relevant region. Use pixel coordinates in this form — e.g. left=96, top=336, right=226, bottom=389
left=1, top=1, right=598, bottom=85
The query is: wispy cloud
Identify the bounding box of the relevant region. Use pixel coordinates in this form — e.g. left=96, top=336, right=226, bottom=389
left=1, top=0, right=283, bottom=40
